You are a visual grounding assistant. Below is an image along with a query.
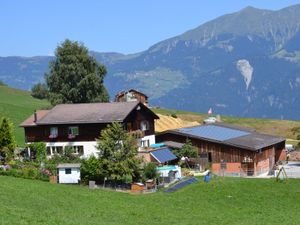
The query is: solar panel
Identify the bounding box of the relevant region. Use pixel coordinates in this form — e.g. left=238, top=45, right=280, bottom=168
left=150, top=148, right=177, bottom=163
left=165, top=177, right=198, bottom=193
left=177, top=125, right=250, bottom=141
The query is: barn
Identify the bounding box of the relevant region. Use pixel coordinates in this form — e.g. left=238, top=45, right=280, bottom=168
left=156, top=123, right=286, bottom=176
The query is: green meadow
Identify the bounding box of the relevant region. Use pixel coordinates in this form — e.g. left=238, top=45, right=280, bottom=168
left=0, top=85, right=50, bottom=146
left=0, top=176, right=299, bottom=225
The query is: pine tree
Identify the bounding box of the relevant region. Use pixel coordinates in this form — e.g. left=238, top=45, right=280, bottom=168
left=97, top=122, right=141, bottom=183
left=45, top=39, right=109, bottom=105
left=0, top=118, right=16, bottom=160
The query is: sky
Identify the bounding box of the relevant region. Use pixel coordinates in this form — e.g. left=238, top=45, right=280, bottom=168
left=1, top=0, right=300, bottom=57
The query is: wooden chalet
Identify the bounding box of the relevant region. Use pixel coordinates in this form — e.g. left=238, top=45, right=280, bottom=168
left=20, top=102, right=159, bottom=158
left=115, top=89, right=148, bottom=106
left=156, top=123, right=286, bottom=177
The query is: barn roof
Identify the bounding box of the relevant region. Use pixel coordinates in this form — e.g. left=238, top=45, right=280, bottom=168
left=21, top=102, right=159, bottom=126
left=161, top=124, right=285, bottom=151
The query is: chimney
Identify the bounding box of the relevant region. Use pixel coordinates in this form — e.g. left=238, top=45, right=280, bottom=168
left=34, top=110, right=37, bottom=123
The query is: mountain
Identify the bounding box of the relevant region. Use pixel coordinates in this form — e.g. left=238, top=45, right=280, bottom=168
left=1, top=4, right=300, bottom=119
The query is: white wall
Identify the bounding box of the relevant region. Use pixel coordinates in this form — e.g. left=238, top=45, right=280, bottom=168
left=28, top=134, right=156, bottom=158
left=46, top=141, right=98, bottom=158
left=58, top=167, right=80, bottom=184
left=137, top=134, right=156, bottom=151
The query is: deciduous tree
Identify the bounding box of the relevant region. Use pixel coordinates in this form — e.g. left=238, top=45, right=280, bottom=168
left=46, top=39, right=109, bottom=105
left=31, top=83, right=48, bottom=99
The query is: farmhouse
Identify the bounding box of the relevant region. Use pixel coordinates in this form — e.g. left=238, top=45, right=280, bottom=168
left=115, top=89, right=148, bottom=106
left=20, top=101, right=159, bottom=158
left=156, top=123, right=286, bottom=176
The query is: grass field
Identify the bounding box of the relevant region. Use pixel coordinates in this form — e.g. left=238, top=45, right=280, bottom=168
left=0, top=85, right=50, bottom=146
left=0, top=176, right=300, bottom=225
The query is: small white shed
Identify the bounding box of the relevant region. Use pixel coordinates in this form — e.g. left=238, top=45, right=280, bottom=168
left=57, top=163, right=81, bottom=184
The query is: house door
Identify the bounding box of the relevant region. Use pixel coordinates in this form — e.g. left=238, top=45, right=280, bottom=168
left=241, top=162, right=254, bottom=176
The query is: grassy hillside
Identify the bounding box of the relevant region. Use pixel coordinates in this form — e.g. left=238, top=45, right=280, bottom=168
left=0, top=84, right=299, bottom=146
left=0, top=85, right=50, bottom=146
left=1, top=176, right=300, bottom=225
left=153, top=108, right=300, bottom=141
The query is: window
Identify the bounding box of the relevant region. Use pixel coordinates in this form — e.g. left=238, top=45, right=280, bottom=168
left=65, top=146, right=84, bottom=156
left=140, top=140, right=150, bottom=148
left=68, top=126, right=79, bottom=139
left=46, top=147, right=51, bottom=156
left=68, top=126, right=79, bottom=135
left=53, top=146, right=63, bottom=155
left=65, top=168, right=71, bottom=174
left=73, top=146, right=84, bottom=155
left=140, top=120, right=149, bottom=131
left=49, top=127, right=58, bottom=138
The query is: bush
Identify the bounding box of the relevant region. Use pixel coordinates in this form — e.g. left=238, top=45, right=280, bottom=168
left=142, top=162, right=159, bottom=182
left=0, top=80, right=7, bottom=86
left=31, top=83, right=48, bottom=99
left=171, top=113, right=177, bottom=118
left=28, top=142, right=47, bottom=163
left=80, top=156, right=102, bottom=184
left=0, top=164, right=50, bottom=181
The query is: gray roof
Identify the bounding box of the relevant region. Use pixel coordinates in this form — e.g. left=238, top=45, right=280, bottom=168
left=162, top=123, right=285, bottom=151
left=36, top=102, right=140, bottom=125
left=57, top=163, right=81, bottom=168
left=225, top=132, right=285, bottom=151
left=163, top=141, right=184, bottom=149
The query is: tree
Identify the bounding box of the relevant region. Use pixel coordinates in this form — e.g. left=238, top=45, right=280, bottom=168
left=28, top=142, right=46, bottom=163
left=80, top=156, right=102, bottom=184
left=45, top=39, right=109, bottom=105
left=0, top=118, right=16, bottom=161
left=97, top=122, right=141, bottom=183
left=172, top=139, right=197, bottom=160
left=142, top=162, right=159, bottom=182
left=0, top=80, right=7, bottom=86
left=31, top=83, right=48, bottom=99
left=291, top=126, right=300, bottom=140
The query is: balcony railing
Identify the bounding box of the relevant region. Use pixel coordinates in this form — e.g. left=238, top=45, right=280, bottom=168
left=128, top=130, right=145, bottom=139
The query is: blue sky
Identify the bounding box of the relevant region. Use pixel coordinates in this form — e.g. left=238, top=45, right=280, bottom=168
left=1, top=0, right=300, bottom=56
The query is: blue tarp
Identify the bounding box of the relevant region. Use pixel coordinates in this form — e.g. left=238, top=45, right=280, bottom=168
left=150, top=148, right=177, bottom=163
left=150, top=143, right=165, bottom=148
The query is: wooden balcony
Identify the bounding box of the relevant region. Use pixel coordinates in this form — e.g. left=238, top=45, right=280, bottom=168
left=128, top=130, right=145, bottom=139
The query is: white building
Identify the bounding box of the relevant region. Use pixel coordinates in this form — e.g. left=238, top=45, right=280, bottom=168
left=57, top=163, right=81, bottom=184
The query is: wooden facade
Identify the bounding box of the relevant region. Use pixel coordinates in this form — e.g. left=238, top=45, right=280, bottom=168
left=24, top=105, right=156, bottom=143
left=156, top=132, right=286, bottom=176
left=115, top=89, right=148, bottom=106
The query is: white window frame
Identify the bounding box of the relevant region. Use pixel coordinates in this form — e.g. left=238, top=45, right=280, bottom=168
left=140, top=139, right=150, bottom=148
left=68, top=126, right=79, bottom=136
left=50, top=127, right=58, bottom=137
left=140, top=120, right=149, bottom=131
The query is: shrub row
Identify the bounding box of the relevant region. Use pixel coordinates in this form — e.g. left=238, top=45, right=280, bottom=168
left=0, top=167, right=50, bottom=181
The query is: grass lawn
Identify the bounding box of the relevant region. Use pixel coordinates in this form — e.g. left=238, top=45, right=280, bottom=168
left=0, top=85, right=50, bottom=146
left=1, top=176, right=300, bottom=225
